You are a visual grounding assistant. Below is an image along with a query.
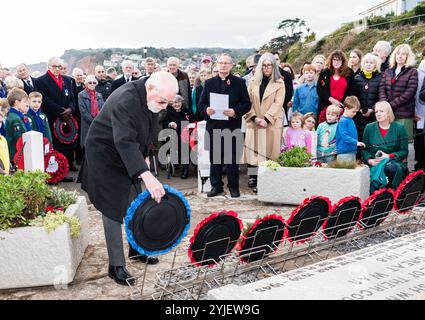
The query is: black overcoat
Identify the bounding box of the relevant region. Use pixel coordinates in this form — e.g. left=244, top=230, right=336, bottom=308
left=80, top=78, right=154, bottom=223
left=34, top=73, right=76, bottom=150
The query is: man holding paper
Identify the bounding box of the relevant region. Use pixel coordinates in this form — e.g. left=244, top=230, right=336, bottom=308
left=198, top=53, right=251, bottom=198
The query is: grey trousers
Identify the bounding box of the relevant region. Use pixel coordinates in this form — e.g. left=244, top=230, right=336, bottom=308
left=102, top=215, right=126, bottom=267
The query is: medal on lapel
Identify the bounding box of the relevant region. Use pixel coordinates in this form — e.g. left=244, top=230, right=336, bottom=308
left=364, top=84, right=369, bottom=90
left=65, top=89, right=69, bottom=96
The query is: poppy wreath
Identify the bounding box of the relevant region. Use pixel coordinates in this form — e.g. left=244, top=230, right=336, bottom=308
left=53, top=116, right=78, bottom=144
left=358, top=188, right=394, bottom=230
left=14, top=136, right=52, bottom=170
left=322, top=195, right=362, bottom=240
left=237, top=214, right=285, bottom=263
left=284, top=196, right=331, bottom=244
left=188, top=210, right=243, bottom=267
left=393, top=170, right=425, bottom=213
left=44, top=150, right=69, bottom=184
left=124, top=184, right=191, bottom=257
left=180, top=122, right=198, bottom=151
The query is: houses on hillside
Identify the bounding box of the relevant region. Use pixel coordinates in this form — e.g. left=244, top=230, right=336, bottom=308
left=359, top=0, right=424, bottom=19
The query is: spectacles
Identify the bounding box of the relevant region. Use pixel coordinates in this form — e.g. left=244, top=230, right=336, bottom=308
left=51, top=65, right=62, bottom=69
left=217, top=62, right=232, bottom=65
left=332, top=58, right=342, bottom=61
left=87, top=82, right=97, bottom=85
left=262, top=64, right=273, bottom=68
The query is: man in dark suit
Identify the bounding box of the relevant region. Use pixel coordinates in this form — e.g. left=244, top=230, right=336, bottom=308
left=198, top=53, right=251, bottom=198
left=70, top=67, right=86, bottom=167
left=16, top=63, right=36, bottom=95
left=34, top=57, right=76, bottom=181
left=80, top=71, right=178, bottom=286
left=111, top=60, right=137, bottom=92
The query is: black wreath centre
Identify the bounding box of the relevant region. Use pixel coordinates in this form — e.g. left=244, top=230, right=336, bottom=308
left=128, top=193, right=189, bottom=252
left=395, top=174, right=425, bottom=212
left=324, top=199, right=362, bottom=239
left=190, top=213, right=241, bottom=266
left=360, top=191, right=394, bottom=229
left=240, top=219, right=285, bottom=263
left=287, top=198, right=329, bottom=242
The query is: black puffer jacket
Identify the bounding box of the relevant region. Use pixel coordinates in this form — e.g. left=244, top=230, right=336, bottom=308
left=352, top=71, right=382, bottom=140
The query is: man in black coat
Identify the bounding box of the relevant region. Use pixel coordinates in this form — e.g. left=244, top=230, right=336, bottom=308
left=16, top=63, right=36, bottom=95
left=111, top=60, right=137, bottom=92
left=80, top=71, right=178, bottom=286
left=198, top=53, right=251, bottom=198
left=34, top=57, right=76, bottom=181
left=94, top=65, right=113, bottom=101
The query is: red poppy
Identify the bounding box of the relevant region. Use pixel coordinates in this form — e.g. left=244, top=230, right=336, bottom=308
left=227, top=79, right=231, bottom=86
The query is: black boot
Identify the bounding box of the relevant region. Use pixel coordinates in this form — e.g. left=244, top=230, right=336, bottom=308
left=108, top=265, right=136, bottom=286
left=207, top=187, right=224, bottom=197
left=128, top=246, right=159, bottom=264
left=180, top=164, right=189, bottom=179
left=229, top=188, right=240, bottom=198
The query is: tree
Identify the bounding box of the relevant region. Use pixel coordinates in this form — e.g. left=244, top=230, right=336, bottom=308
left=262, top=18, right=311, bottom=51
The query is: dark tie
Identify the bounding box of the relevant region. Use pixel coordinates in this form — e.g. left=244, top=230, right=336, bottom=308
left=26, top=80, right=33, bottom=89
left=126, top=77, right=129, bottom=83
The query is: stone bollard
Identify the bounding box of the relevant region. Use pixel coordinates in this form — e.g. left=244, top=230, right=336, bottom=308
left=23, top=131, right=44, bottom=172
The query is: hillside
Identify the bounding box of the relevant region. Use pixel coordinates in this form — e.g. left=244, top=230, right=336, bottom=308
left=284, top=16, right=425, bottom=72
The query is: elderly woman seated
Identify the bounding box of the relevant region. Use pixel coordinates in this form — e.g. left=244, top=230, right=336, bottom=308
left=362, top=101, right=409, bottom=193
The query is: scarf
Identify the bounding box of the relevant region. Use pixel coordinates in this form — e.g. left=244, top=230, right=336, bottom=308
left=86, top=88, right=99, bottom=118
left=9, top=108, right=32, bottom=131
left=363, top=70, right=374, bottom=80
left=28, top=109, right=44, bottom=134
left=47, top=70, right=63, bottom=90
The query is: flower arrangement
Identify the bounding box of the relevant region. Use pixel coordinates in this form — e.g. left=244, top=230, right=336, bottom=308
left=30, top=207, right=81, bottom=237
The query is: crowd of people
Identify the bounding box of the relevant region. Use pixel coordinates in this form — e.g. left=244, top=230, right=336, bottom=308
left=0, top=40, right=425, bottom=194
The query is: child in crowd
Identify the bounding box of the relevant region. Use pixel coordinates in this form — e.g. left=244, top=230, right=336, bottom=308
left=27, top=91, right=52, bottom=143
left=336, top=96, right=365, bottom=162
left=292, top=64, right=318, bottom=116
left=283, top=112, right=312, bottom=154
left=5, top=88, right=31, bottom=160
left=0, top=109, right=6, bottom=137
left=303, top=112, right=317, bottom=158
left=317, top=105, right=341, bottom=163
left=163, top=94, right=194, bottom=179
left=0, top=127, right=9, bottom=175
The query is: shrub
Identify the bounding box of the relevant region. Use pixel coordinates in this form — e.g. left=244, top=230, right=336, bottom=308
left=276, top=146, right=312, bottom=168
left=327, top=160, right=360, bottom=169
left=30, top=208, right=81, bottom=237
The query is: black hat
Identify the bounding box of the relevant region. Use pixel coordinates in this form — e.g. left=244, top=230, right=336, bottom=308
left=394, top=170, right=425, bottom=213
left=359, top=188, right=394, bottom=230
left=285, top=196, right=331, bottom=243
left=53, top=116, right=79, bottom=145
left=125, top=184, right=190, bottom=256
left=188, top=210, right=243, bottom=267
left=323, top=196, right=362, bottom=240
left=238, top=214, right=285, bottom=263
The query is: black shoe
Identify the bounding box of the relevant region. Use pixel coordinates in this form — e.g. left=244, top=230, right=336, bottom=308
left=108, top=265, right=136, bottom=286
left=180, top=165, right=189, bottom=179
left=248, top=177, right=257, bottom=188
left=128, top=246, right=159, bottom=264
left=207, top=187, right=224, bottom=197
left=229, top=188, right=240, bottom=198
left=61, top=176, right=74, bottom=183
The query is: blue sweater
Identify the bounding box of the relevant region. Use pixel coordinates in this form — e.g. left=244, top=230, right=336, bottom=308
left=292, top=82, right=319, bottom=115
left=336, top=115, right=358, bottom=155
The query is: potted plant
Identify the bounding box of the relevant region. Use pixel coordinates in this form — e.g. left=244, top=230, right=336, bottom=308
left=257, top=147, right=370, bottom=205
left=0, top=171, right=89, bottom=290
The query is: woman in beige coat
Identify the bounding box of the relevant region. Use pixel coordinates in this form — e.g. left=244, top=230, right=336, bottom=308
left=244, top=52, right=285, bottom=190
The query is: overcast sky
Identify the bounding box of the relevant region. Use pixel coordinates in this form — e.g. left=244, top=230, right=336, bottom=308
left=1, top=0, right=380, bottom=67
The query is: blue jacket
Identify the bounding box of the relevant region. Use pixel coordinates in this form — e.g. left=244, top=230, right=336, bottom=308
left=336, top=115, right=358, bottom=154
left=293, top=82, right=319, bottom=115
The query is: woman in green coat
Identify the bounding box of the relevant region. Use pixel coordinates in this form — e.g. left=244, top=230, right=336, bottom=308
left=362, top=101, right=408, bottom=193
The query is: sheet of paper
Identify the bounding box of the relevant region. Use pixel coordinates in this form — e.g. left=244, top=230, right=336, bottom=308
left=210, top=93, right=229, bottom=120
left=417, top=115, right=424, bottom=129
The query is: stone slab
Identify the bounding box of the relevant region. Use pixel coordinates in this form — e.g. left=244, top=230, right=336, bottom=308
left=208, top=229, right=425, bottom=300
left=257, top=165, right=370, bottom=205
left=23, top=131, right=44, bottom=172
left=0, top=196, right=89, bottom=289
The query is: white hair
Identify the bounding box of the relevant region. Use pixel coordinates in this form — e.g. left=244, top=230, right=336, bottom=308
left=72, top=67, right=83, bottom=77
left=146, top=71, right=178, bottom=95
left=361, top=53, right=382, bottom=72
left=253, top=53, right=281, bottom=83
left=47, top=56, right=64, bottom=67
left=84, top=74, right=97, bottom=85
left=167, top=57, right=180, bottom=66
left=374, top=41, right=392, bottom=57
left=121, top=60, right=134, bottom=68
